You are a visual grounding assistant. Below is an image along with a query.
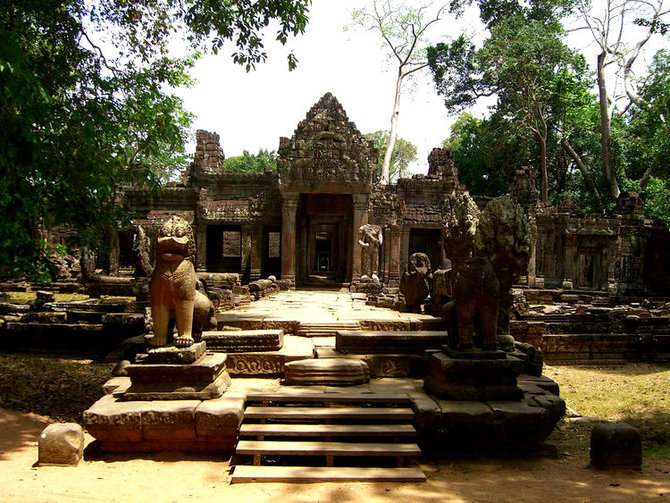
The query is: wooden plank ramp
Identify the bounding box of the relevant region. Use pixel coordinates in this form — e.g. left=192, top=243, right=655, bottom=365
left=233, top=389, right=425, bottom=483
left=236, top=440, right=421, bottom=457
left=244, top=406, right=414, bottom=421
left=240, top=423, right=416, bottom=437
left=231, top=466, right=426, bottom=483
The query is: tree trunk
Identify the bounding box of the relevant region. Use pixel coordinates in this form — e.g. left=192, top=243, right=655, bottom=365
left=597, top=51, right=620, bottom=201
left=381, top=69, right=403, bottom=184
left=561, top=138, right=604, bottom=213
left=532, top=128, right=549, bottom=204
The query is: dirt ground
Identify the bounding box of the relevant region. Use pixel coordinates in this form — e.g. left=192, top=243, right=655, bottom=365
left=1, top=407, right=667, bottom=503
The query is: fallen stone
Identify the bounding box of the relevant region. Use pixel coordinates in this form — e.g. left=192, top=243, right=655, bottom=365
left=590, top=422, right=642, bottom=469
left=38, top=423, right=84, bottom=466
left=284, top=358, right=370, bottom=386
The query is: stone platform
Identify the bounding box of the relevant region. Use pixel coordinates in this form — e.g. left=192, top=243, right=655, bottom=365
left=336, top=330, right=450, bottom=354
left=83, top=375, right=565, bottom=455
left=223, top=335, right=313, bottom=376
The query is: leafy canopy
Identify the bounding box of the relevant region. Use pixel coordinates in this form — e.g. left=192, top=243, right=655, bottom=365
left=223, top=149, right=278, bottom=174
left=0, top=0, right=311, bottom=278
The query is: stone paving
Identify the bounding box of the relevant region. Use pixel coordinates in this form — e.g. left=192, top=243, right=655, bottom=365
left=221, top=289, right=438, bottom=325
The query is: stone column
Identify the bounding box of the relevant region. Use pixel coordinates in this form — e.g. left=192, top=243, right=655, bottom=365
left=108, top=231, right=119, bottom=276
left=352, top=194, right=369, bottom=280
left=400, top=226, right=411, bottom=274
left=389, top=223, right=402, bottom=283
left=241, top=223, right=252, bottom=282
left=196, top=227, right=207, bottom=272
left=281, top=193, right=299, bottom=283
left=250, top=223, right=263, bottom=281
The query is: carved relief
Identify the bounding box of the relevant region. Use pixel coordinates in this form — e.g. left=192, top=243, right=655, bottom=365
left=277, top=93, right=378, bottom=193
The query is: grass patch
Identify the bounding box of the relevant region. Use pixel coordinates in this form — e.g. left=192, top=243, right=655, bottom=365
left=546, top=363, right=670, bottom=457
left=0, top=352, right=112, bottom=423
left=7, top=292, right=89, bottom=304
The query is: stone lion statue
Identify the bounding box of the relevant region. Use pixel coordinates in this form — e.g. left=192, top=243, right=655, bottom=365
left=148, top=216, right=198, bottom=348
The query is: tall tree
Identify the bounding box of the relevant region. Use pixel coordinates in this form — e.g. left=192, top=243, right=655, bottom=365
left=574, top=0, right=670, bottom=199
left=0, top=0, right=310, bottom=277
left=364, top=130, right=418, bottom=182
left=350, top=0, right=447, bottom=184
left=429, top=12, right=588, bottom=203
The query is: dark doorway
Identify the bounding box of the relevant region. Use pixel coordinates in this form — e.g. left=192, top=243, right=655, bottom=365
left=409, top=228, right=444, bottom=270
left=262, top=227, right=282, bottom=278
left=206, top=225, right=242, bottom=273
left=297, top=194, right=353, bottom=284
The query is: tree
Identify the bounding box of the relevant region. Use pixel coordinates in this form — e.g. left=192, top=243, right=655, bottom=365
left=350, top=0, right=447, bottom=184
left=443, top=113, right=526, bottom=197
left=429, top=11, right=588, bottom=204
left=574, top=0, right=670, bottom=200
left=364, top=130, right=418, bottom=181
left=223, top=149, right=278, bottom=174
left=623, top=50, right=670, bottom=226
left=0, top=0, right=310, bottom=278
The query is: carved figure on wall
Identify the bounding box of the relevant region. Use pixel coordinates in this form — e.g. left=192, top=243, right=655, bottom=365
left=358, top=223, right=383, bottom=279
left=132, top=225, right=153, bottom=277
left=400, top=252, right=432, bottom=313
left=149, top=216, right=197, bottom=348
left=453, top=256, right=500, bottom=351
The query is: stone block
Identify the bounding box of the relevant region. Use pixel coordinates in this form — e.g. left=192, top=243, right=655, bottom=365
left=83, top=394, right=145, bottom=443
left=202, top=329, right=284, bottom=352
left=336, top=330, right=449, bottom=354
left=137, top=342, right=207, bottom=364
left=141, top=400, right=199, bottom=441
left=102, top=376, right=130, bottom=395
left=196, top=396, right=246, bottom=436
left=590, top=423, right=642, bottom=469
left=424, top=352, right=524, bottom=401
left=38, top=423, right=84, bottom=466
left=488, top=400, right=551, bottom=446
left=284, top=358, right=370, bottom=386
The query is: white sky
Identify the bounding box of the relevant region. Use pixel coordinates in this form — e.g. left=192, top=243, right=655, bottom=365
left=176, top=0, right=479, bottom=174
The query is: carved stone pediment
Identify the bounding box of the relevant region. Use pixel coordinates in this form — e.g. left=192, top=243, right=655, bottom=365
left=277, top=93, right=378, bottom=194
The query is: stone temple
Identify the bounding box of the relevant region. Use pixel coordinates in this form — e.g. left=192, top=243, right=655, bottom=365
left=107, top=93, right=669, bottom=295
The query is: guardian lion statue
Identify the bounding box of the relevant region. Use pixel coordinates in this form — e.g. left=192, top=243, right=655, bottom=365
left=149, top=216, right=198, bottom=348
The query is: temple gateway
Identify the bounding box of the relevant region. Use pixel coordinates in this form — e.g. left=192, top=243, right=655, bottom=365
left=114, top=93, right=670, bottom=295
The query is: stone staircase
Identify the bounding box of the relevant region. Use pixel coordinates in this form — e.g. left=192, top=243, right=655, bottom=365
left=231, top=392, right=425, bottom=483
left=295, top=321, right=361, bottom=337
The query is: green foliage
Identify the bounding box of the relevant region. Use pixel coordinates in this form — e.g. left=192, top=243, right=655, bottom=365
left=364, top=130, right=418, bottom=182
left=624, top=50, right=670, bottom=182
left=429, top=0, right=605, bottom=207
left=443, top=113, right=527, bottom=196
left=0, top=0, right=310, bottom=278
left=223, top=149, right=277, bottom=174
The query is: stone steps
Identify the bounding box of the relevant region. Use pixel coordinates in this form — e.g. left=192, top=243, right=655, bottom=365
left=295, top=321, right=361, bottom=337
left=233, top=391, right=423, bottom=483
